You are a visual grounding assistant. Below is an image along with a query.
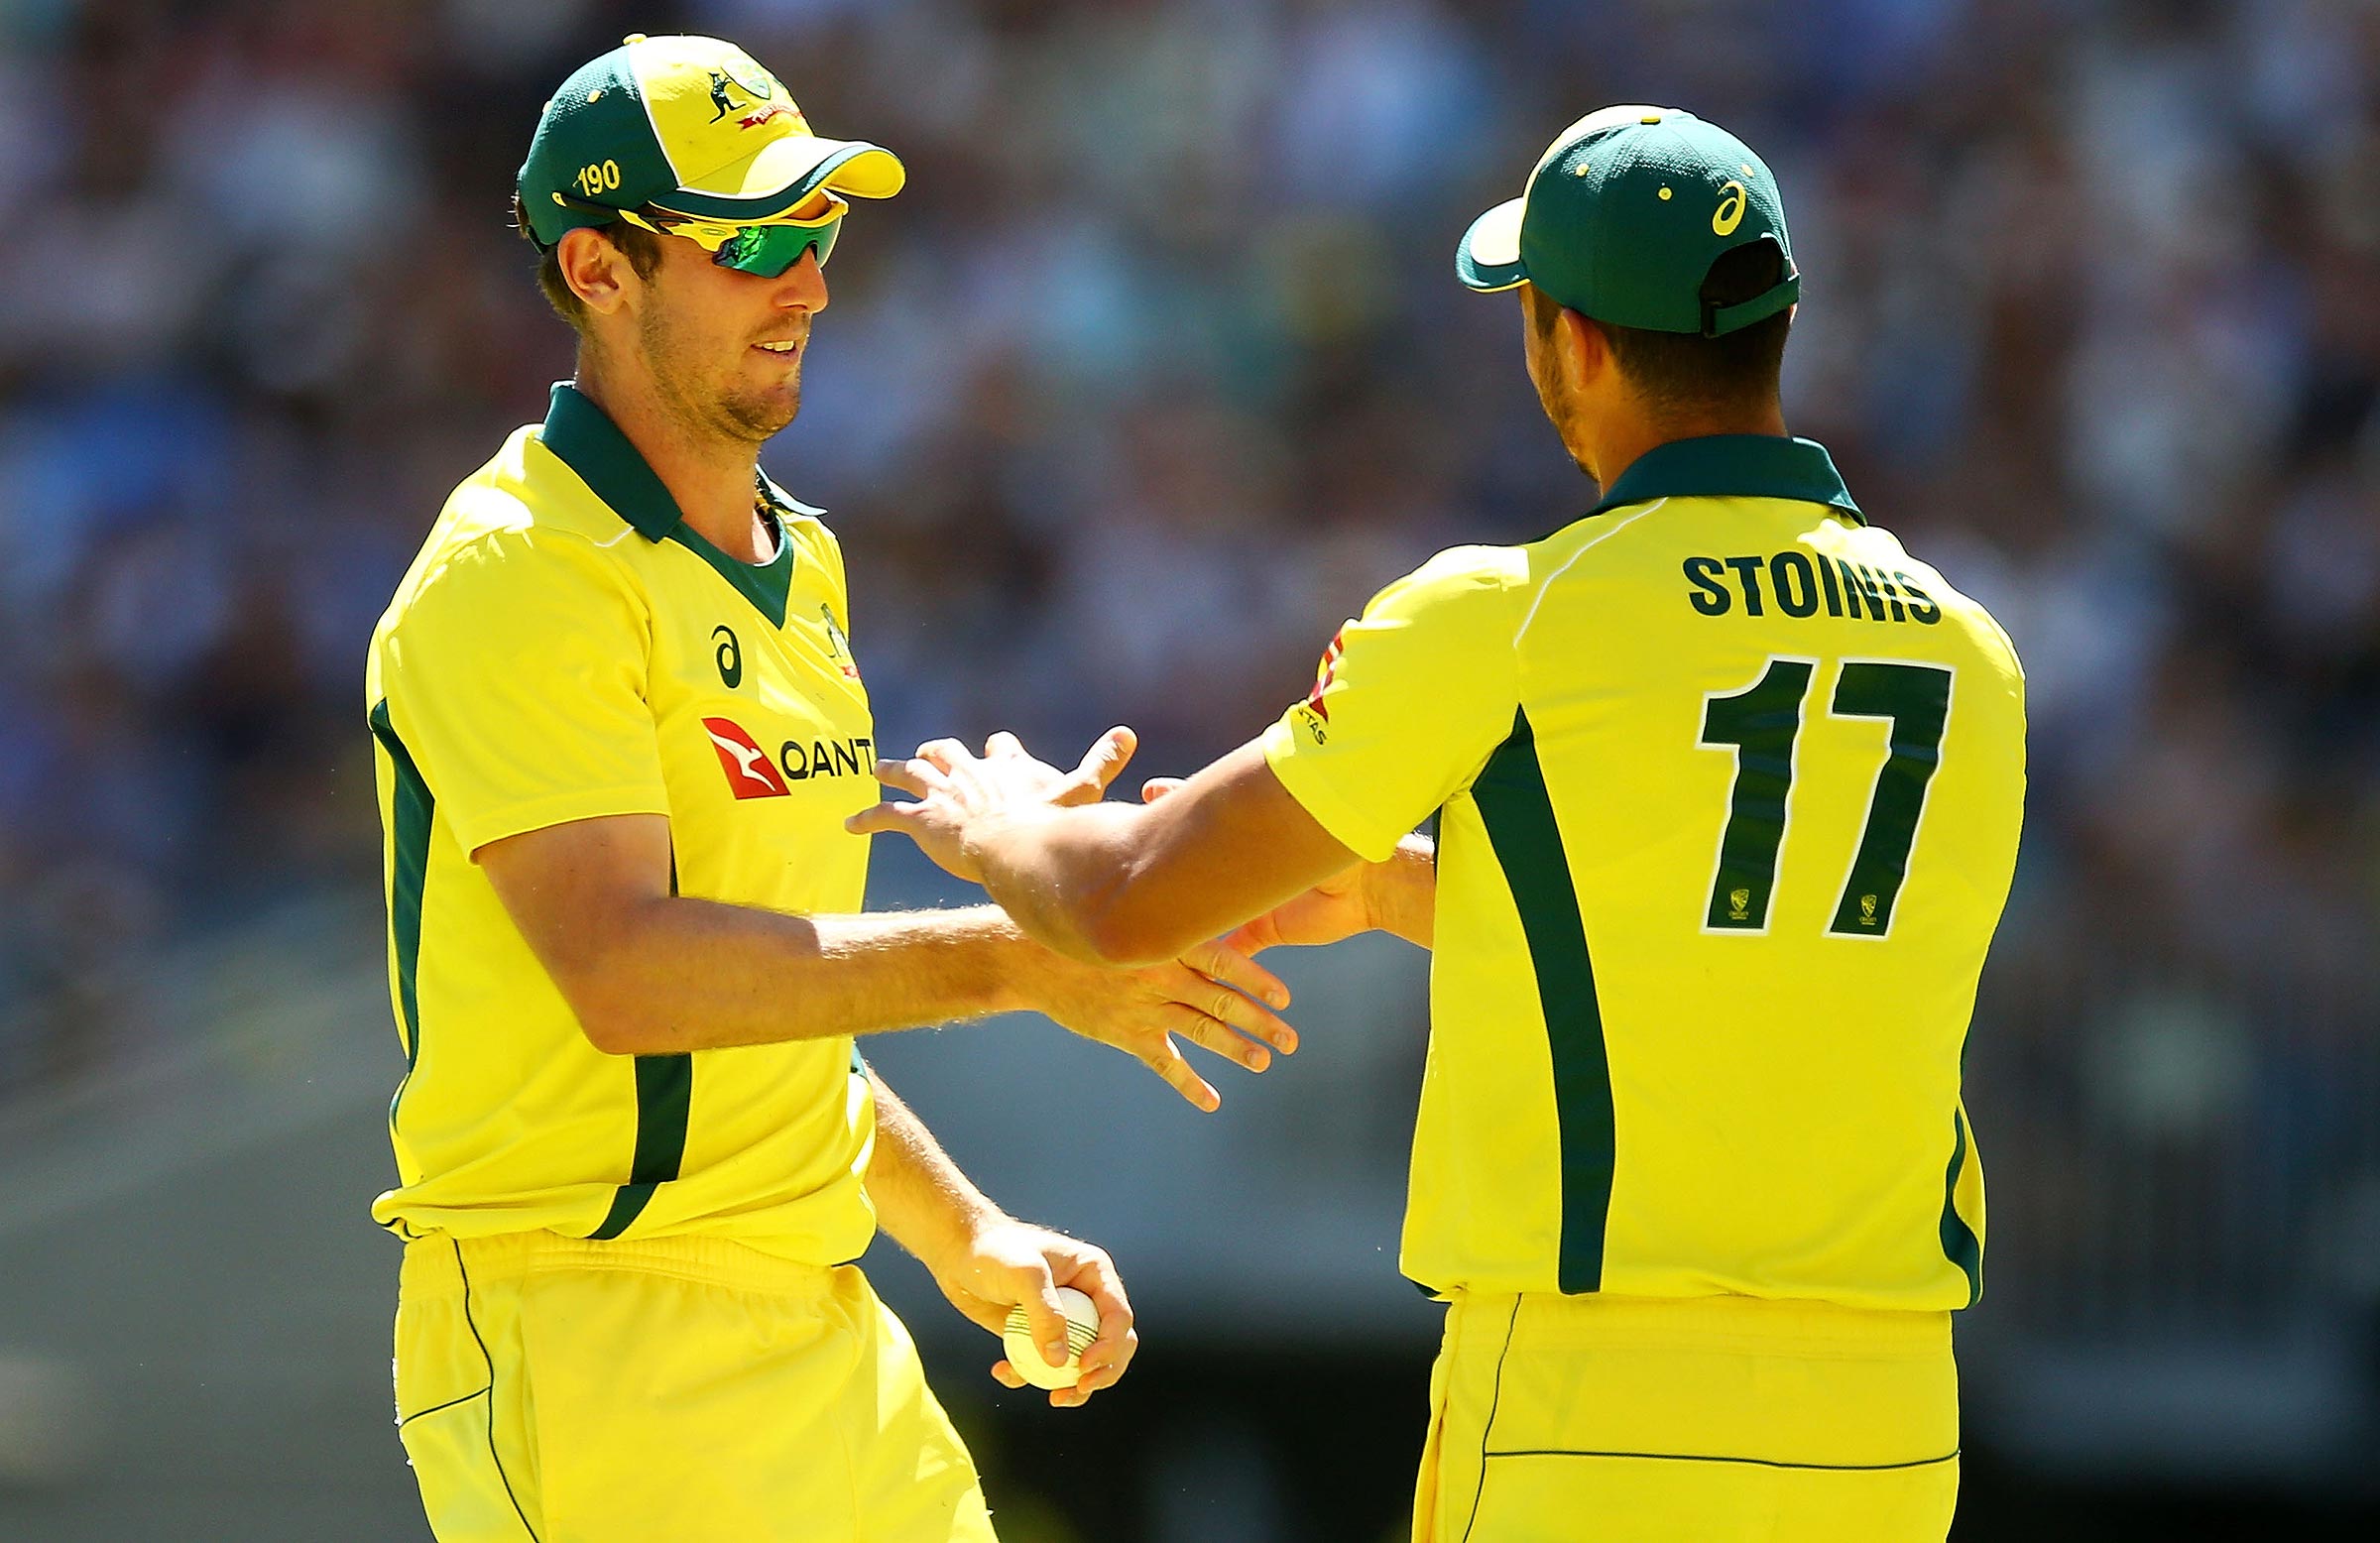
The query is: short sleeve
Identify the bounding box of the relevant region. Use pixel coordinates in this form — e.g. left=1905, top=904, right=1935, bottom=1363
left=1261, top=546, right=1524, bottom=861
left=379, top=526, right=669, bottom=857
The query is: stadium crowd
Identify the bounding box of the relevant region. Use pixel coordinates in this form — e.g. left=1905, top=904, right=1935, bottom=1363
left=0, top=0, right=2375, bottom=1336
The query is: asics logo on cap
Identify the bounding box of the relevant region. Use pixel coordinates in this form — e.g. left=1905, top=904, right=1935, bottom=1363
left=1713, top=181, right=1747, bottom=236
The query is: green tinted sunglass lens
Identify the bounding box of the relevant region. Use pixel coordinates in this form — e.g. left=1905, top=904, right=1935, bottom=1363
left=713, top=218, right=840, bottom=277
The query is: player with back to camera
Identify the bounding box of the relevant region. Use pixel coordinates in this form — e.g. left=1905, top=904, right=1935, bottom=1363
left=363, top=33, right=1299, bottom=1543
left=855, top=106, right=2025, bottom=1542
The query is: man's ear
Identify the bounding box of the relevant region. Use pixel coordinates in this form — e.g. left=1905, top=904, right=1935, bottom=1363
left=1559, top=304, right=1609, bottom=390
left=557, top=227, right=634, bottom=316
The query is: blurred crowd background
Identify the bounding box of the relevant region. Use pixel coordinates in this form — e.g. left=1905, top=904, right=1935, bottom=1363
left=2, top=0, right=2378, bottom=1537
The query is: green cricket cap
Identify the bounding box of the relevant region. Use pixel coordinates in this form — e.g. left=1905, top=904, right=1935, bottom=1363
left=1457, top=105, right=1798, bottom=336
left=519, top=33, right=903, bottom=250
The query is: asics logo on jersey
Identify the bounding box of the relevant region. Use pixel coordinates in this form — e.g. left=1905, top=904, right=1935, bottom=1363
left=704, top=718, right=791, bottom=799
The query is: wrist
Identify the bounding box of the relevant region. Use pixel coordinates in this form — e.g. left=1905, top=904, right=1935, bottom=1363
left=928, top=1195, right=1010, bottom=1273
left=983, top=918, right=1047, bottom=1015
left=1372, top=834, right=1434, bottom=937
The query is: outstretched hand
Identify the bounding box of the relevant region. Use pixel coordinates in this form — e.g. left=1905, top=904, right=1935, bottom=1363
left=1019, top=930, right=1297, bottom=1112
left=848, top=727, right=1137, bottom=881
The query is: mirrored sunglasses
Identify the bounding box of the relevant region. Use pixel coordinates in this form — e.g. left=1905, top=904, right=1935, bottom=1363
left=624, top=193, right=848, bottom=278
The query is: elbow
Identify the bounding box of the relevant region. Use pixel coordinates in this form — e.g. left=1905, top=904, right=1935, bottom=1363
left=1068, top=888, right=1190, bottom=970
left=556, top=964, right=659, bottom=1056
left=572, top=996, right=649, bottom=1056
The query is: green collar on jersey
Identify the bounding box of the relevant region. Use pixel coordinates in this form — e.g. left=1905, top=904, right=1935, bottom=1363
left=536, top=382, right=824, bottom=628
left=1585, top=433, right=1862, bottom=524
left=536, top=382, right=825, bottom=540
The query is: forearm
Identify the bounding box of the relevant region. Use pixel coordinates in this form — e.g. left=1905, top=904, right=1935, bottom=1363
left=865, top=1071, right=1002, bottom=1271
left=968, top=801, right=1163, bottom=965
left=1367, top=835, right=1438, bottom=948
left=576, top=899, right=1043, bottom=1055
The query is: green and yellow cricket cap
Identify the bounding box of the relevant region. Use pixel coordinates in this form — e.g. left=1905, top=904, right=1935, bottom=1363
left=1456, top=105, right=1798, bottom=336
left=518, top=33, right=904, bottom=250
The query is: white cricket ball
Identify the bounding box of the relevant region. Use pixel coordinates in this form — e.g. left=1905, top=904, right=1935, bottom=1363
left=1002, top=1285, right=1101, bottom=1390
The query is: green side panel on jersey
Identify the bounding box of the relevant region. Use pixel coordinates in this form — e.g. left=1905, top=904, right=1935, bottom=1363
left=1828, top=662, right=1952, bottom=936
left=369, top=700, right=432, bottom=1067
left=588, top=1054, right=694, bottom=1241
left=1700, top=658, right=1813, bottom=930
left=1939, top=1109, right=1982, bottom=1307
left=1473, top=706, right=1614, bottom=1294
left=589, top=848, right=695, bottom=1241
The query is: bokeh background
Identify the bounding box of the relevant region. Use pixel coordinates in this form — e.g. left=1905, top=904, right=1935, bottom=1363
left=2, top=0, right=2377, bottom=1537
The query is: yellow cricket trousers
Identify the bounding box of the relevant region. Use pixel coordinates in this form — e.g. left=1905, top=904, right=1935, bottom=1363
left=394, top=1232, right=996, bottom=1543
left=1414, top=1291, right=1960, bottom=1543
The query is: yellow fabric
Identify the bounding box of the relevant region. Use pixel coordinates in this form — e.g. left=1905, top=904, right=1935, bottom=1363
left=1415, top=1290, right=1958, bottom=1543
left=628, top=36, right=903, bottom=203
left=395, top=1233, right=994, bottom=1543
left=365, top=387, right=883, bottom=1261
left=1263, top=452, right=2023, bottom=1312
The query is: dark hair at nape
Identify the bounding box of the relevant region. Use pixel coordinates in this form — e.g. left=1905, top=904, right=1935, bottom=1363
left=1531, top=238, right=1794, bottom=417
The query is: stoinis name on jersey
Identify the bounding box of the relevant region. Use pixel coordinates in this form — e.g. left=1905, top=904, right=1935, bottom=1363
left=1683, top=553, right=1942, bottom=625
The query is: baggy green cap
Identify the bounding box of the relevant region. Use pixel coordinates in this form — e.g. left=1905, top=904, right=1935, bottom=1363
left=518, top=33, right=903, bottom=250
left=1456, top=105, right=1797, bottom=336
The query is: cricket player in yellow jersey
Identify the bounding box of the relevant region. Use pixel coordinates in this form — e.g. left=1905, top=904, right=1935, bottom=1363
left=855, top=106, right=2025, bottom=1542
left=364, top=34, right=1298, bottom=1543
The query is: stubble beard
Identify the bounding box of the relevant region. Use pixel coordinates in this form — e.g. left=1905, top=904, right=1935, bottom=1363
left=640, top=300, right=801, bottom=451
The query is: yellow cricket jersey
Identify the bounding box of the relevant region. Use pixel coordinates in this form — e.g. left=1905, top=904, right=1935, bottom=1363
left=1263, top=434, right=2024, bottom=1312
left=364, top=384, right=882, bottom=1263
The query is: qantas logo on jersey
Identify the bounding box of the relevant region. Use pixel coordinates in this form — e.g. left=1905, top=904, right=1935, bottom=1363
left=705, top=718, right=791, bottom=799
left=1305, top=630, right=1345, bottom=721
left=704, top=717, right=877, bottom=799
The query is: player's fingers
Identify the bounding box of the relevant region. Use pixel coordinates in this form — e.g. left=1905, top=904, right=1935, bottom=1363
left=1139, top=775, right=1186, bottom=804
left=1137, top=1034, right=1222, bottom=1112
left=869, top=758, right=943, bottom=799
left=1054, top=726, right=1137, bottom=806
left=845, top=800, right=919, bottom=838
left=1075, top=1323, right=1138, bottom=1396
left=1060, top=1251, right=1135, bottom=1385
left=990, top=1360, right=1025, bottom=1389
left=1220, top=916, right=1279, bottom=957
left=1151, top=963, right=1295, bottom=1060
left=914, top=738, right=974, bottom=774
left=1161, top=1003, right=1273, bottom=1073
left=1015, top=1275, right=1071, bottom=1368
left=985, top=730, right=1026, bottom=759
left=1178, top=936, right=1293, bottom=1016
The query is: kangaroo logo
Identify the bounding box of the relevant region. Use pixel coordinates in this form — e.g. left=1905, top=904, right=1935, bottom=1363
left=707, top=61, right=794, bottom=130
left=1727, top=887, right=1752, bottom=923
left=705, top=68, right=748, bottom=123
left=703, top=717, right=791, bottom=799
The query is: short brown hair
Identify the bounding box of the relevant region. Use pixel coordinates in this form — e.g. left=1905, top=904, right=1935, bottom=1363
left=514, top=193, right=664, bottom=333
left=1531, top=239, right=1793, bottom=418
